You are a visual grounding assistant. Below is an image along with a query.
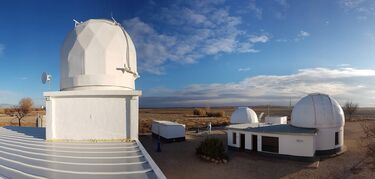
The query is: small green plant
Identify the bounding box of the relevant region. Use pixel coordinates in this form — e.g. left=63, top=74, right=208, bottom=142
left=196, top=137, right=228, bottom=161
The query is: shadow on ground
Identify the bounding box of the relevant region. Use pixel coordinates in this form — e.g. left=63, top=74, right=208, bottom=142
left=3, top=126, right=45, bottom=139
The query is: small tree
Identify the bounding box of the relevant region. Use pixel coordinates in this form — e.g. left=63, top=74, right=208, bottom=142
left=343, top=101, right=358, bottom=121
left=12, top=98, right=34, bottom=126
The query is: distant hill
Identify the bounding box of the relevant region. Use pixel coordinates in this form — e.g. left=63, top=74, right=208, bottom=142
left=0, top=104, right=13, bottom=108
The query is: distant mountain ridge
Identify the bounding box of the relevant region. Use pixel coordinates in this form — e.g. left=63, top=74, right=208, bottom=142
left=0, top=104, right=13, bottom=108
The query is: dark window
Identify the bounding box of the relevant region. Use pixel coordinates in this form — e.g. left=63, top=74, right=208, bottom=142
left=233, top=132, right=237, bottom=144
left=262, top=136, right=279, bottom=153
left=335, top=132, right=339, bottom=145
left=240, top=134, right=245, bottom=150
left=252, top=135, right=258, bottom=151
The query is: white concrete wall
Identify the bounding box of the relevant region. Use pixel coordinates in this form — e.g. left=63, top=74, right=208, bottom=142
left=316, top=127, right=343, bottom=151
left=152, top=123, right=185, bottom=139
left=227, top=130, right=240, bottom=148
left=227, top=129, right=316, bottom=157
left=245, top=132, right=252, bottom=150
left=265, top=116, right=287, bottom=124
left=45, top=91, right=140, bottom=140
left=258, top=133, right=315, bottom=157
left=279, top=134, right=315, bottom=157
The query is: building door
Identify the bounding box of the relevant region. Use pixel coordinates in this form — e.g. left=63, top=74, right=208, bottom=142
left=261, top=136, right=279, bottom=153
left=240, top=134, right=245, bottom=151
left=252, top=135, right=258, bottom=151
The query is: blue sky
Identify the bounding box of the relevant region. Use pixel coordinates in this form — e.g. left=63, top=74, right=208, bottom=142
left=0, top=0, right=375, bottom=107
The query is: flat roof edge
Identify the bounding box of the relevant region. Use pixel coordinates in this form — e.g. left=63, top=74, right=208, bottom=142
left=135, top=140, right=166, bottom=179
left=44, top=90, right=142, bottom=97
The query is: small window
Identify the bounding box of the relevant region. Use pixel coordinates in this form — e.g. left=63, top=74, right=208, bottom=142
left=335, top=132, right=339, bottom=145
left=233, top=132, right=237, bottom=145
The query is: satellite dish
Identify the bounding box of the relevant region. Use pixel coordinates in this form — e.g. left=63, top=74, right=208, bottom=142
left=41, top=72, right=52, bottom=84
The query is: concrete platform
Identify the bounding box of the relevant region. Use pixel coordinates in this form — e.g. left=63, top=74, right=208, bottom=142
left=0, top=126, right=165, bottom=179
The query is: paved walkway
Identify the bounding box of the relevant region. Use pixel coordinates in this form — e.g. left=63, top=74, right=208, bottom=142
left=0, top=126, right=164, bottom=179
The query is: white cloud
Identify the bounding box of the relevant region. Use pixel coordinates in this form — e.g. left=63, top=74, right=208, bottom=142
left=123, top=1, right=270, bottom=74
left=273, top=0, right=290, bottom=19
left=342, top=0, right=367, bottom=8
left=278, top=30, right=310, bottom=42
left=298, top=30, right=310, bottom=37
left=16, top=77, right=28, bottom=80
left=276, top=38, right=288, bottom=42
left=338, top=63, right=351, bottom=67
left=247, top=0, right=263, bottom=19
left=294, top=30, right=310, bottom=41
left=238, top=67, right=251, bottom=72
left=141, top=67, right=375, bottom=107
left=340, top=0, right=375, bottom=20
left=249, top=35, right=270, bottom=43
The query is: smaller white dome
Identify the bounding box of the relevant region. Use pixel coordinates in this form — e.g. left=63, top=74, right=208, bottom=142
left=291, top=93, right=345, bottom=128
left=230, top=107, right=258, bottom=124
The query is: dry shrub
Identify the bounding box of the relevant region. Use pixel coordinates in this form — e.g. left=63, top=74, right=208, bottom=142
left=196, top=137, right=228, bottom=160
left=361, top=121, right=375, bottom=160
left=207, top=111, right=226, bottom=117
left=193, top=108, right=207, bottom=116
left=343, top=101, right=358, bottom=121
left=4, top=108, right=15, bottom=116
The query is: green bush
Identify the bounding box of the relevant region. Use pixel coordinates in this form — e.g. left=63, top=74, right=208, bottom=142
left=196, top=138, right=228, bottom=160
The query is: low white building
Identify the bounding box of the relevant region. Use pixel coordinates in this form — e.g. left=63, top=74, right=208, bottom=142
left=227, top=93, right=345, bottom=160
left=152, top=120, right=186, bottom=142
left=265, top=116, right=288, bottom=124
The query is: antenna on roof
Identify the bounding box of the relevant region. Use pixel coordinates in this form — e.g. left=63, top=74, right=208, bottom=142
left=111, top=12, right=119, bottom=25
left=41, top=72, right=52, bottom=90
left=73, top=19, right=81, bottom=27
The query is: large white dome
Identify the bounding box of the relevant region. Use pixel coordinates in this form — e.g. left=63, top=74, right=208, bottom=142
left=60, top=19, right=138, bottom=91
left=291, top=93, right=345, bottom=128
left=230, top=107, right=258, bottom=124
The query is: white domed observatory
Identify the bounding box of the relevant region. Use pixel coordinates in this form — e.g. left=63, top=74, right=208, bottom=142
left=227, top=93, right=345, bottom=159
left=44, top=19, right=142, bottom=140
left=230, top=107, right=258, bottom=124
left=291, top=93, right=345, bottom=154
left=60, top=19, right=138, bottom=91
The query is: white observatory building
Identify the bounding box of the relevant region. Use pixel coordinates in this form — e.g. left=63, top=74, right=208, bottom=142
left=230, top=107, right=259, bottom=124
left=44, top=19, right=141, bottom=140
left=227, top=93, right=345, bottom=160
left=0, top=19, right=165, bottom=178
left=291, top=93, right=345, bottom=154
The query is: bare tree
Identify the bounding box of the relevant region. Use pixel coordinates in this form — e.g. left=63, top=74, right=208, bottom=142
left=11, top=98, right=34, bottom=126
left=343, top=101, right=358, bottom=121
